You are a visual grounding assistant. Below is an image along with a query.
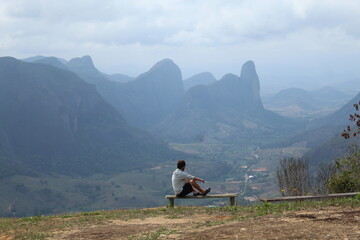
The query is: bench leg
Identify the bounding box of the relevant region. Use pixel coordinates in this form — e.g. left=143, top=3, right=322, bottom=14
left=230, top=197, right=235, bottom=206
left=169, top=198, right=174, bottom=208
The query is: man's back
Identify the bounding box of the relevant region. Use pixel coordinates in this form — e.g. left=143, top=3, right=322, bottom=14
left=172, top=168, right=194, bottom=195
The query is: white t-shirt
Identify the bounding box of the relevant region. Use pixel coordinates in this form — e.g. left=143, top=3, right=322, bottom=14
left=172, top=168, right=195, bottom=195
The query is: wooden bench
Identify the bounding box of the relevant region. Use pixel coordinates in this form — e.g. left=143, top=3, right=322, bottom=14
left=165, top=193, right=238, bottom=207
left=260, top=192, right=360, bottom=202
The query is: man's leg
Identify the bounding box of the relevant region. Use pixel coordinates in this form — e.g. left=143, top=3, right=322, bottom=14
left=189, top=180, right=205, bottom=194
left=185, top=180, right=198, bottom=194
left=177, top=183, right=196, bottom=197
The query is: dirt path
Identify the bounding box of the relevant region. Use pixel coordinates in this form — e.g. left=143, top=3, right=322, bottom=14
left=53, top=207, right=360, bottom=239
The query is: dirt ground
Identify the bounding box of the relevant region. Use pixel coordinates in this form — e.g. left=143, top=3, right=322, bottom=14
left=53, top=207, right=360, bottom=240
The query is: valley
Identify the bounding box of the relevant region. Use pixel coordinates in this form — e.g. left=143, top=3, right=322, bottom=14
left=2, top=3, right=360, bottom=239
left=0, top=55, right=358, bottom=217
left=0, top=141, right=309, bottom=217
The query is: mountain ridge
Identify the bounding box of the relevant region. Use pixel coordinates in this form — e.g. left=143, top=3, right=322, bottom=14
left=65, top=56, right=185, bottom=129
left=183, top=72, right=216, bottom=90
left=0, top=57, right=184, bottom=175
left=153, top=61, right=295, bottom=143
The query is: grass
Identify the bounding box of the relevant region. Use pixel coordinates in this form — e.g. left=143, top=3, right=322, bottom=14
left=1, top=197, right=360, bottom=239
left=132, top=227, right=177, bottom=240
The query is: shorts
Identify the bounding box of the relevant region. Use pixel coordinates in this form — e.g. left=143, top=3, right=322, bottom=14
left=176, top=183, right=193, bottom=197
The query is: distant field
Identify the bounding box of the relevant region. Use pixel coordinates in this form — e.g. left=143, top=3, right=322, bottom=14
left=0, top=142, right=310, bottom=217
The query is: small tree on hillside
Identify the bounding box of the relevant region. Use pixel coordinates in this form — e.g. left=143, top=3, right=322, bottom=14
left=276, top=157, right=311, bottom=196
left=341, top=101, right=360, bottom=139
left=329, top=147, right=360, bottom=193
left=328, top=101, right=360, bottom=193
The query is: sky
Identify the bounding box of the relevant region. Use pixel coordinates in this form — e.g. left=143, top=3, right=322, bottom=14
left=1, top=0, right=360, bottom=94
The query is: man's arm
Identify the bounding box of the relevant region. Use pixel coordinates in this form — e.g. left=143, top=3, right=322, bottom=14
left=193, top=177, right=205, bottom=183
left=179, top=171, right=205, bottom=183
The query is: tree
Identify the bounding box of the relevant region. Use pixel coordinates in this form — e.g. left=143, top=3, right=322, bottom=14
left=341, top=101, right=360, bottom=139
left=329, top=101, right=360, bottom=193
left=329, top=147, right=360, bottom=193
left=276, top=157, right=311, bottom=196
left=315, top=162, right=337, bottom=195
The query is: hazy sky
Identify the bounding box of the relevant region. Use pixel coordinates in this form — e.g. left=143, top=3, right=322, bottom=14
left=1, top=0, right=360, bottom=93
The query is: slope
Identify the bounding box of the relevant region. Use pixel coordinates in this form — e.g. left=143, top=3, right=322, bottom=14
left=67, top=56, right=185, bottom=129
left=302, top=93, right=360, bottom=168
left=183, top=72, right=216, bottom=91
left=265, top=86, right=352, bottom=119
left=0, top=57, right=182, bottom=175
left=155, top=61, right=298, bottom=143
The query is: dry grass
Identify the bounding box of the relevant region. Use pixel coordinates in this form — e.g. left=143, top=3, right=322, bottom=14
left=1, top=197, right=360, bottom=239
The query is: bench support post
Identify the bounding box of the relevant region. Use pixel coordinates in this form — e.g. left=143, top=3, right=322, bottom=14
left=169, top=198, right=174, bottom=208
left=230, top=196, right=235, bottom=206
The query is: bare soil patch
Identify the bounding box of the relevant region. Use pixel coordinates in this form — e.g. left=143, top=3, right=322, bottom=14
left=53, top=207, right=360, bottom=240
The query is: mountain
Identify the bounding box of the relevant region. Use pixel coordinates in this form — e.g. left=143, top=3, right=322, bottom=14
left=309, top=92, right=360, bottom=129
left=25, top=55, right=133, bottom=83
left=22, top=55, right=48, bottom=62
left=66, top=55, right=105, bottom=85
left=106, top=73, right=133, bottom=83
left=29, top=56, right=70, bottom=71
left=114, top=58, right=185, bottom=128
left=281, top=92, right=360, bottom=149
left=183, top=72, right=216, bottom=91
left=266, top=88, right=317, bottom=110
left=22, top=55, right=68, bottom=65
left=0, top=57, right=182, bottom=175
left=154, top=61, right=296, bottom=143
left=67, top=56, right=185, bottom=129
left=264, top=87, right=352, bottom=119
left=304, top=135, right=360, bottom=171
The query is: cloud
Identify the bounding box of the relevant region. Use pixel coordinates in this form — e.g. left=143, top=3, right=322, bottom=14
left=2, top=0, right=358, bottom=46
left=0, top=0, right=359, bottom=85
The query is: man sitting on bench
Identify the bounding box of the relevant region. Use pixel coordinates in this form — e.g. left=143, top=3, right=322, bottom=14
left=172, top=160, right=211, bottom=197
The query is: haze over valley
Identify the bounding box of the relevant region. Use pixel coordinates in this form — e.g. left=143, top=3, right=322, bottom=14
left=0, top=54, right=358, bottom=216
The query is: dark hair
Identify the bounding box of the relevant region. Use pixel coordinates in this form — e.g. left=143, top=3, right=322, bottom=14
left=177, top=160, right=186, bottom=169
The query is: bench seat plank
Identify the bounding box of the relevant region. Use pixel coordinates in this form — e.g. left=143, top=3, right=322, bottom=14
left=260, top=192, right=359, bottom=202
left=166, top=194, right=237, bottom=199
left=165, top=194, right=238, bottom=207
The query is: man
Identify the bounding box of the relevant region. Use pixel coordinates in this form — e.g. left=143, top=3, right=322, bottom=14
left=172, top=160, right=211, bottom=197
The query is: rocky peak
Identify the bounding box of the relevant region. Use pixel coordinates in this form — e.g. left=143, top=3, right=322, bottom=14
left=145, top=59, right=182, bottom=81
left=240, top=60, right=262, bottom=106
left=67, top=55, right=96, bottom=72
left=137, top=58, right=183, bottom=89
left=150, top=58, right=177, bottom=71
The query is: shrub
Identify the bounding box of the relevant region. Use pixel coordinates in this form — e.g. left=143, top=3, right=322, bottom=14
left=329, top=147, right=360, bottom=193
